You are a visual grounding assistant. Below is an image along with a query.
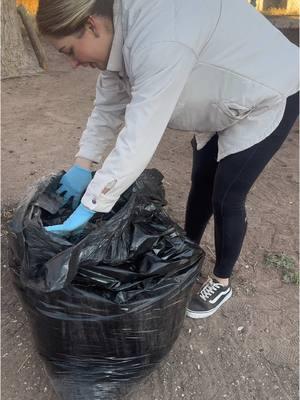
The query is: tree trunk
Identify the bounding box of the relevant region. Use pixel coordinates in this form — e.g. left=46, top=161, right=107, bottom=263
left=17, top=5, right=48, bottom=70
left=1, top=0, right=39, bottom=79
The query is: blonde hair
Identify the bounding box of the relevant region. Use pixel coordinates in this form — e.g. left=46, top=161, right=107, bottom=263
left=36, top=0, right=114, bottom=37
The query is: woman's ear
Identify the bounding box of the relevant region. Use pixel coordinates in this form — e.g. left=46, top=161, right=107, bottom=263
left=86, top=16, right=100, bottom=38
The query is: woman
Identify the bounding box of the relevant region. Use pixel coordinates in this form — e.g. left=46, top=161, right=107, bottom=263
left=37, top=0, right=299, bottom=318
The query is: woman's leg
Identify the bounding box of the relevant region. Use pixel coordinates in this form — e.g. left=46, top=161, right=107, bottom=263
left=187, top=91, right=299, bottom=318
left=213, top=91, right=299, bottom=279
left=184, top=134, right=218, bottom=243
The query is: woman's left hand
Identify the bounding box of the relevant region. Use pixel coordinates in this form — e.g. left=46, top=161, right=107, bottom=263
left=45, top=204, right=95, bottom=236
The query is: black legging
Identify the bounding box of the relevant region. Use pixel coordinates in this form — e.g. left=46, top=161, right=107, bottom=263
left=184, top=91, right=299, bottom=278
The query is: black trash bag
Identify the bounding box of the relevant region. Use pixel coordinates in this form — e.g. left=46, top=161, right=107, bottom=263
left=8, top=169, right=205, bottom=400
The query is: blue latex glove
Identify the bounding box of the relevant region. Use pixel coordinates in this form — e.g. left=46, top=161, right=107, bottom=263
left=57, top=165, right=92, bottom=209
left=45, top=204, right=95, bottom=236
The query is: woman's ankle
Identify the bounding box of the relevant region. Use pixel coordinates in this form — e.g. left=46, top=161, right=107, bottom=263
left=212, top=274, right=229, bottom=286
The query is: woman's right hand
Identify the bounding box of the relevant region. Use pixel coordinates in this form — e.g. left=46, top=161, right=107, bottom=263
left=57, top=164, right=92, bottom=209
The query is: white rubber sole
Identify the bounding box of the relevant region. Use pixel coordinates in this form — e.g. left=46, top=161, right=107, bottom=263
left=186, top=289, right=232, bottom=319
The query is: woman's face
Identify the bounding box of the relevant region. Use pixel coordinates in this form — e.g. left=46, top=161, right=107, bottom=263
left=48, top=16, right=114, bottom=70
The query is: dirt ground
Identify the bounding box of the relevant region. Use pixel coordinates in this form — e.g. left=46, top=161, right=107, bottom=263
left=1, top=29, right=299, bottom=400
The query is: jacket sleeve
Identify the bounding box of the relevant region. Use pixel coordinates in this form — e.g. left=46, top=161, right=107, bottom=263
left=75, top=70, right=130, bottom=163
left=81, top=42, right=197, bottom=212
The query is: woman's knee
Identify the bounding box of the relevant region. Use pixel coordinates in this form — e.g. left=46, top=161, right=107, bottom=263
left=212, top=193, right=246, bottom=216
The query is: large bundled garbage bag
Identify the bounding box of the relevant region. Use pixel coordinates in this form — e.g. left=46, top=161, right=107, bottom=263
left=8, top=169, right=204, bottom=400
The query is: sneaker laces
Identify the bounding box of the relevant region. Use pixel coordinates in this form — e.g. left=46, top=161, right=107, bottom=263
left=199, top=277, right=222, bottom=301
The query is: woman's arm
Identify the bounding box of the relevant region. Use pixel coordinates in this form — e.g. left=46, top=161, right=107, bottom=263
left=75, top=70, right=130, bottom=164
left=82, top=42, right=197, bottom=212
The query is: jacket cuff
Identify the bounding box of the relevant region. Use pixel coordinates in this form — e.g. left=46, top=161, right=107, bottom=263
left=81, top=190, right=117, bottom=213
left=75, top=148, right=102, bottom=164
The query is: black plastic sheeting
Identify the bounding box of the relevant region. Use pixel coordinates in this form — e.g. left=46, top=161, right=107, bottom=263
left=8, top=169, right=204, bottom=400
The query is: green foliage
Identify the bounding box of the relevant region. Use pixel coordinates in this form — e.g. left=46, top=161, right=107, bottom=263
left=264, top=253, right=299, bottom=285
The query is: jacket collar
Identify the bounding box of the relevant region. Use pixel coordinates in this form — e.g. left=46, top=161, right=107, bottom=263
left=106, top=0, right=123, bottom=72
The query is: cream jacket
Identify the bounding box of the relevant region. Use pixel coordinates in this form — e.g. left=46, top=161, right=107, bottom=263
left=79, top=0, right=299, bottom=212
